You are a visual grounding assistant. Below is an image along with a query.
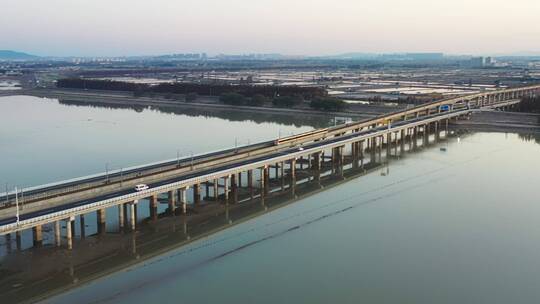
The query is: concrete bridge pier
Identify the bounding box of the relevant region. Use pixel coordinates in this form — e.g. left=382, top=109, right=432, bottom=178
left=32, top=225, right=43, bottom=247
left=248, top=169, right=254, bottom=198
left=180, top=187, right=188, bottom=214
left=290, top=158, right=297, bottom=186
left=238, top=172, right=243, bottom=187
left=97, top=209, right=106, bottom=234
left=149, top=195, right=158, bottom=221
left=263, top=165, right=270, bottom=195
left=168, top=190, right=177, bottom=214
left=15, top=231, right=22, bottom=250
left=204, top=182, right=210, bottom=199
left=386, top=133, right=392, bottom=157
left=412, top=128, right=418, bottom=150
left=394, top=132, right=399, bottom=156
left=55, top=221, right=61, bottom=246
left=129, top=200, right=138, bottom=231
left=423, top=124, right=429, bottom=146
left=118, top=204, right=125, bottom=230
left=312, top=152, right=321, bottom=171
left=193, top=184, right=201, bottom=205
left=213, top=178, right=219, bottom=201
left=378, top=136, right=383, bottom=163
left=259, top=167, right=266, bottom=198
left=224, top=176, right=230, bottom=204
left=279, top=162, right=285, bottom=190
left=80, top=214, right=86, bottom=238
left=231, top=174, right=238, bottom=203
left=4, top=233, right=12, bottom=253
left=66, top=216, right=75, bottom=250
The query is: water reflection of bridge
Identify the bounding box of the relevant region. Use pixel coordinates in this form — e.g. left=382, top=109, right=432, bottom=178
left=0, top=127, right=464, bottom=303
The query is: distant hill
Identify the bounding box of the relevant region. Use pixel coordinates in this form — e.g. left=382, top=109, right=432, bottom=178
left=0, top=50, right=39, bottom=60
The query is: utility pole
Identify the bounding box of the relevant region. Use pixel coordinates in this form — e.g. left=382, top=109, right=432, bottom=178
left=105, top=162, right=109, bottom=183
left=15, top=187, right=19, bottom=225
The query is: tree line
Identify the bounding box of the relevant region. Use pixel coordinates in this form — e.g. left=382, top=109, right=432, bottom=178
left=220, top=92, right=347, bottom=111
left=56, top=78, right=326, bottom=99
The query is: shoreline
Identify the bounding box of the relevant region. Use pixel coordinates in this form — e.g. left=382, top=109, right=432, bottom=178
left=454, top=110, right=540, bottom=133
left=3, top=88, right=391, bottom=120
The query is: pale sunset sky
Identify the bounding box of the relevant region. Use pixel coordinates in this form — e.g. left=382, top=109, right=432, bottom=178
left=2, top=0, right=539, bottom=56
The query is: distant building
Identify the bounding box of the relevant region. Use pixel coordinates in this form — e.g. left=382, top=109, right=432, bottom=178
left=469, top=57, right=485, bottom=68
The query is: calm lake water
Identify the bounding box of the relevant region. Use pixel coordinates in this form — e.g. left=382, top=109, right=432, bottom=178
left=1, top=95, right=540, bottom=304
left=0, top=96, right=319, bottom=188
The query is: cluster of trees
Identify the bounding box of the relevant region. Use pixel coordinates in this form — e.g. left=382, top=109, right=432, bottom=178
left=219, top=93, right=347, bottom=112
left=220, top=93, right=280, bottom=107
left=57, top=78, right=349, bottom=112
left=57, top=78, right=326, bottom=99
left=309, top=97, right=347, bottom=111
left=517, top=96, right=540, bottom=113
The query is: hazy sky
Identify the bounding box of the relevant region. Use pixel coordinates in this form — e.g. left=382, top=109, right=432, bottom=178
left=2, top=0, right=540, bottom=56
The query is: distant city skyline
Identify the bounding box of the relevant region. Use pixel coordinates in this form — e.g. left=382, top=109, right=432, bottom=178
left=3, top=0, right=540, bottom=57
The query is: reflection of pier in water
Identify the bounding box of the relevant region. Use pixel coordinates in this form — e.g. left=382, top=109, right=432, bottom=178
left=0, top=126, right=459, bottom=304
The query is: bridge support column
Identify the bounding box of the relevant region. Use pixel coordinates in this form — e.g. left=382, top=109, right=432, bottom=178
left=331, top=147, right=338, bottom=167
left=4, top=233, right=12, bottom=253
left=248, top=170, right=254, bottom=199
left=149, top=195, right=158, bottom=220
left=54, top=221, right=61, bottom=246
left=129, top=201, right=138, bottom=230
left=259, top=167, right=266, bottom=197
left=80, top=214, right=86, bottom=238
left=280, top=162, right=286, bottom=191
left=15, top=231, right=22, bottom=250
left=312, top=152, right=321, bottom=170
left=231, top=174, right=238, bottom=203
left=97, top=209, right=106, bottom=234
left=32, top=225, right=43, bottom=247
left=359, top=140, right=365, bottom=168
left=66, top=217, right=74, bottom=250
left=386, top=133, right=392, bottom=157
left=290, top=159, right=297, bottom=185
left=193, top=184, right=201, bottom=204
left=181, top=188, right=188, bottom=214
left=263, top=166, right=270, bottom=195
left=118, top=204, right=125, bottom=230
left=213, top=178, right=219, bottom=201
left=290, top=158, right=297, bottom=197
left=238, top=172, right=242, bottom=188
left=378, top=136, right=383, bottom=162
left=394, top=132, right=399, bottom=155
left=423, top=124, right=428, bottom=146
left=224, top=176, right=229, bottom=204
left=168, top=190, right=177, bottom=214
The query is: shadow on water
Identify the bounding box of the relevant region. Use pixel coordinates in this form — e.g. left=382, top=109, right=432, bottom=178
left=57, top=99, right=338, bottom=129
left=0, top=126, right=467, bottom=303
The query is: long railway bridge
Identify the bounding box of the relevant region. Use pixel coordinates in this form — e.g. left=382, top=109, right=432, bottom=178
left=1, top=84, right=539, bottom=249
